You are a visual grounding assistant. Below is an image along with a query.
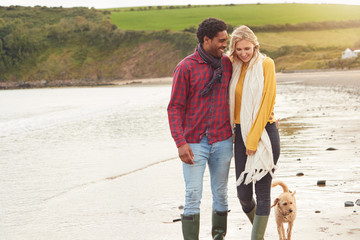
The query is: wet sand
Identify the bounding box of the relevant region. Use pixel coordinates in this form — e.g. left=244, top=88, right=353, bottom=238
left=134, top=70, right=360, bottom=239
left=102, top=70, right=360, bottom=239
left=13, top=70, right=358, bottom=239
left=256, top=70, right=360, bottom=239
left=106, top=70, right=360, bottom=239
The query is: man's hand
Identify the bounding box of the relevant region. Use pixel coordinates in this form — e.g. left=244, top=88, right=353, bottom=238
left=178, top=144, right=194, bottom=165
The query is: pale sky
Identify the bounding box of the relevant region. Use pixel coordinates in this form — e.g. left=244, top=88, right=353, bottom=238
left=1, top=0, right=360, bottom=8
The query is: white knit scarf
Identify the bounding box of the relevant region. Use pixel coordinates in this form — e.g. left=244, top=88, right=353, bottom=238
left=229, top=53, right=276, bottom=185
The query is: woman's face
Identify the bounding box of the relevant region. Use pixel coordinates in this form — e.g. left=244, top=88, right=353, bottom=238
left=235, top=39, right=255, bottom=64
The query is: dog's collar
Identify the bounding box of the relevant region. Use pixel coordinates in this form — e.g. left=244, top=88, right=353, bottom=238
left=281, top=211, right=289, bottom=216
left=279, top=209, right=291, bottom=217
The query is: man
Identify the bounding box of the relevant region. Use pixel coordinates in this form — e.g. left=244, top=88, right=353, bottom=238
left=167, top=18, right=233, bottom=240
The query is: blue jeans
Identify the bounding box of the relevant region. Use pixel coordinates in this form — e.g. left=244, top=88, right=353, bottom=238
left=183, top=136, right=233, bottom=215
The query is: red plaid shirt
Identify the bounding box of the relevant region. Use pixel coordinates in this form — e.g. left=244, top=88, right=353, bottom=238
left=167, top=49, right=233, bottom=147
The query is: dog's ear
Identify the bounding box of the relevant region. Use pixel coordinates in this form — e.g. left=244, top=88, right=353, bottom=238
left=271, top=198, right=279, bottom=208
left=292, top=190, right=296, bottom=196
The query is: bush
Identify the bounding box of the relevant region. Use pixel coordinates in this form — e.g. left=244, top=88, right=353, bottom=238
left=327, top=57, right=360, bottom=69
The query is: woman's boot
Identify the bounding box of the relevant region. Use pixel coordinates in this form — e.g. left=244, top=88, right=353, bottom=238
left=251, top=215, right=269, bottom=240
left=245, top=206, right=256, bottom=224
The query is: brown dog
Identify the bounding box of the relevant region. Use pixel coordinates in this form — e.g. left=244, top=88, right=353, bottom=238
left=271, top=180, right=296, bottom=240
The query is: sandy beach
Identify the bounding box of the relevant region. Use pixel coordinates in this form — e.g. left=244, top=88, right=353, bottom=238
left=111, top=70, right=360, bottom=239
left=1, top=70, right=359, bottom=239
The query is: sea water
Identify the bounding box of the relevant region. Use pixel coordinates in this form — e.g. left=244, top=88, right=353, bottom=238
left=0, top=85, right=177, bottom=237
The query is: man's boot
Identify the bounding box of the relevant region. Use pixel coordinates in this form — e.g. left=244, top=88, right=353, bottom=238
left=211, top=209, right=227, bottom=240
left=181, top=213, right=200, bottom=240
left=251, top=215, right=269, bottom=240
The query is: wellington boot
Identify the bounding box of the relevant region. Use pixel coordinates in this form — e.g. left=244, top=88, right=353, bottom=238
left=181, top=213, right=200, bottom=240
left=245, top=206, right=256, bottom=224
left=251, top=215, right=269, bottom=240
left=211, top=209, right=227, bottom=240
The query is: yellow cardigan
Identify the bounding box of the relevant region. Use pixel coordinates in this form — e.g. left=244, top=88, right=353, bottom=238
left=234, top=57, right=276, bottom=151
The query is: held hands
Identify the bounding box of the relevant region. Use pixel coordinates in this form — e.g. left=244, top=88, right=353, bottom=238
left=178, top=143, right=194, bottom=165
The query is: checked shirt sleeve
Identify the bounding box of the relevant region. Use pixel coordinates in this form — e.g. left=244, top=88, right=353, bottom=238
left=167, top=63, right=189, bottom=148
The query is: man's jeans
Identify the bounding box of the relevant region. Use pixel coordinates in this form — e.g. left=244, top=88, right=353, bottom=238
left=183, top=136, right=233, bottom=215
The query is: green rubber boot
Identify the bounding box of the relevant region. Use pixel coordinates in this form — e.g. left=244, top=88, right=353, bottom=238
left=251, top=215, right=269, bottom=240
left=211, top=210, right=228, bottom=240
left=181, top=214, right=200, bottom=240
left=245, top=206, right=256, bottom=224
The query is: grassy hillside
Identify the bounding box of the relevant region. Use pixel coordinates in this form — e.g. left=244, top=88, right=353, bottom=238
left=110, top=4, right=360, bottom=31
left=109, top=3, right=360, bottom=72
left=257, top=28, right=360, bottom=70
left=0, top=4, right=359, bottom=88
left=0, top=5, right=198, bottom=85
left=258, top=28, right=360, bottom=51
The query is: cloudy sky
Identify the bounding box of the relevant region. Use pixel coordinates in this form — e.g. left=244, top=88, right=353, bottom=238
left=1, top=0, right=360, bottom=8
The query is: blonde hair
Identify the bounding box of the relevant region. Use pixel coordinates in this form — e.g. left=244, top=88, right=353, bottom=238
left=228, top=25, right=263, bottom=68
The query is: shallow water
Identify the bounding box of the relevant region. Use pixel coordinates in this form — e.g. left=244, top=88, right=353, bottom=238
left=1, top=81, right=359, bottom=239
left=0, top=85, right=176, bottom=236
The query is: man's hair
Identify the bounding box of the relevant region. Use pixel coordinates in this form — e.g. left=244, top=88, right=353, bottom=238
left=196, top=18, right=227, bottom=44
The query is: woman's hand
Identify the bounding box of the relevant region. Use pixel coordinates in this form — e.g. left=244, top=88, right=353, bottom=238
left=276, top=118, right=280, bottom=129
left=246, top=148, right=256, bottom=156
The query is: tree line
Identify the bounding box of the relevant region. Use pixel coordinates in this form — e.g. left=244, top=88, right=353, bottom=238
left=183, top=19, right=360, bottom=33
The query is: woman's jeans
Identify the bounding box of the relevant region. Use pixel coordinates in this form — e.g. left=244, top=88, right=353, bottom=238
left=183, top=136, right=233, bottom=215
left=235, top=122, right=280, bottom=216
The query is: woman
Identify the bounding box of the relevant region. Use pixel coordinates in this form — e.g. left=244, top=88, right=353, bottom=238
left=228, top=25, right=280, bottom=239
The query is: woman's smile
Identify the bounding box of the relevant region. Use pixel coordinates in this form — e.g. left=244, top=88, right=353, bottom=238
left=235, top=39, right=255, bottom=64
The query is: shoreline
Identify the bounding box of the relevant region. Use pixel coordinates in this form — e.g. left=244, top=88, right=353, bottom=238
left=1, top=69, right=359, bottom=90
left=276, top=69, right=360, bottom=89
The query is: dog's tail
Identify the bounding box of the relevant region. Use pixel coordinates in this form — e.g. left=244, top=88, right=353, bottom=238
left=271, top=180, right=289, bottom=192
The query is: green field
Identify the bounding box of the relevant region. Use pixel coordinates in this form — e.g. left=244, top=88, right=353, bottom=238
left=258, top=28, right=360, bottom=51
left=110, top=4, right=360, bottom=31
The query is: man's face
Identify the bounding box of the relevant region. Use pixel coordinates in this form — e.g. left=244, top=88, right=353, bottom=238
left=205, top=30, right=228, bottom=58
